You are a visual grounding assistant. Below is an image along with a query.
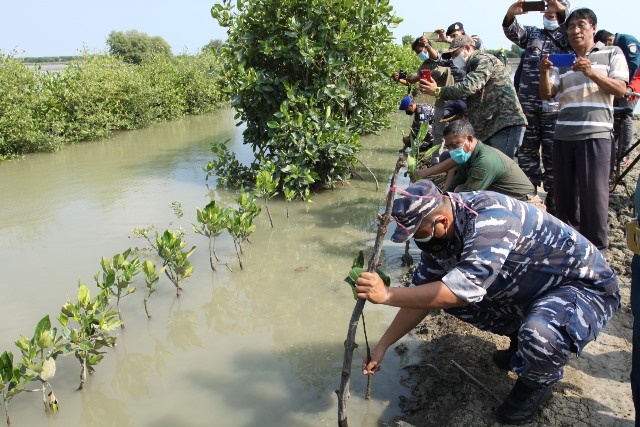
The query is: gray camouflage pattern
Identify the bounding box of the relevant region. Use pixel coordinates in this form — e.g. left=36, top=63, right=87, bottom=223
left=412, top=191, right=619, bottom=386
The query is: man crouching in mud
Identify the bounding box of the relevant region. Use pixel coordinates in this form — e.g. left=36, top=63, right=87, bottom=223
left=356, top=179, right=619, bottom=425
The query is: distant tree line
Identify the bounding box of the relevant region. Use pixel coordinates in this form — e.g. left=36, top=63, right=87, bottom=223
left=21, top=56, right=79, bottom=64
left=0, top=30, right=230, bottom=159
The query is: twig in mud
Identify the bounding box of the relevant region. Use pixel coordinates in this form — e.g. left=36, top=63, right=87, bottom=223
left=337, top=155, right=406, bottom=427
left=356, top=158, right=380, bottom=191
left=450, top=360, right=502, bottom=403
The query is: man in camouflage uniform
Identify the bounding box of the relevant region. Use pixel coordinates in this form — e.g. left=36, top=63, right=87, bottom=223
left=356, top=179, right=619, bottom=425
left=503, top=0, right=571, bottom=214
left=419, top=35, right=527, bottom=159
left=398, top=95, right=436, bottom=149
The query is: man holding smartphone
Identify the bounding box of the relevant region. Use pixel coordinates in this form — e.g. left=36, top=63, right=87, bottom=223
left=539, top=8, right=629, bottom=253
left=418, top=35, right=527, bottom=159
left=502, top=0, right=571, bottom=215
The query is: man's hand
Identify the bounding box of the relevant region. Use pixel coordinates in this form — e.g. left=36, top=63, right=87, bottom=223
left=355, top=271, right=389, bottom=304
left=572, top=56, right=594, bottom=78
left=418, top=76, right=437, bottom=96
left=362, top=346, right=385, bottom=375
left=506, top=0, right=526, bottom=19
left=539, top=54, right=553, bottom=73
left=435, top=28, right=447, bottom=43
left=402, top=135, right=411, bottom=147
left=545, top=0, right=567, bottom=13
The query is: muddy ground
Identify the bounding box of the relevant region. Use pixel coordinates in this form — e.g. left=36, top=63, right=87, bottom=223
left=391, top=118, right=640, bottom=427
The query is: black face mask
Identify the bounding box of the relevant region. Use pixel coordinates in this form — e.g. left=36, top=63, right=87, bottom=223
left=414, top=237, right=449, bottom=253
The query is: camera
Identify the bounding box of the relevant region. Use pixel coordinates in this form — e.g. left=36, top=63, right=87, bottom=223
left=398, top=69, right=408, bottom=80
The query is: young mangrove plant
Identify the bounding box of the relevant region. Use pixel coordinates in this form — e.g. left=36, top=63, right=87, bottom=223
left=193, top=200, right=231, bottom=271
left=14, top=315, right=64, bottom=416
left=226, top=190, right=261, bottom=270
left=156, top=229, right=196, bottom=296
left=59, top=284, right=121, bottom=390
left=254, top=161, right=278, bottom=228
left=1, top=351, right=35, bottom=425
left=141, top=260, right=165, bottom=318
left=94, top=248, right=141, bottom=328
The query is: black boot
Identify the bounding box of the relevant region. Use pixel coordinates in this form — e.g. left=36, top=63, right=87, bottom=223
left=492, top=333, right=518, bottom=370
left=495, top=378, right=554, bottom=425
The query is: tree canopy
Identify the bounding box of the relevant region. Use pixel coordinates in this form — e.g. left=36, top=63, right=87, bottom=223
left=106, top=30, right=172, bottom=64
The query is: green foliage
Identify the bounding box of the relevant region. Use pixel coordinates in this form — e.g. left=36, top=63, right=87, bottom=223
left=204, top=140, right=255, bottom=188
left=156, top=229, right=196, bottom=295
left=59, top=284, right=121, bottom=390
left=0, top=50, right=228, bottom=159
left=343, top=251, right=390, bottom=300
left=254, top=161, right=279, bottom=227
left=193, top=200, right=230, bottom=270
left=210, top=0, right=404, bottom=198
left=94, top=249, right=141, bottom=327
left=107, top=30, right=172, bottom=65
left=227, top=191, right=261, bottom=269
left=402, top=35, right=414, bottom=46
left=141, top=260, right=165, bottom=317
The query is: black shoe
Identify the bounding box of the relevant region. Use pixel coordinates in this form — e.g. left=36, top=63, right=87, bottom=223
left=495, top=379, right=554, bottom=425
left=544, top=193, right=556, bottom=216
left=492, top=333, right=518, bottom=370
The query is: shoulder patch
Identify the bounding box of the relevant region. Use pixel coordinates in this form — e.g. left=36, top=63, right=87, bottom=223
left=629, top=43, right=638, bottom=54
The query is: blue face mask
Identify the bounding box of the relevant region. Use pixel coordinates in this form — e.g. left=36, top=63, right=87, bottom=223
left=449, top=146, right=471, bottom=164
left=418, top=52, right=429, bottom=61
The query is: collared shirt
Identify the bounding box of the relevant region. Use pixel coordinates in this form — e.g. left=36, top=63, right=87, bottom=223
left=550, top=42, right=629, bottom=141
left=413, top=191, right=618, bottom=312
left=446, top=140, right=534, bottom=199
left=440, top=51, right=527, bottom=141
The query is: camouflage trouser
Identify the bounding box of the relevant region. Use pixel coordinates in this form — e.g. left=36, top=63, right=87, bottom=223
left=518, top=110, right=556, bottom=194
left=447, top=285, right=620, bottom=387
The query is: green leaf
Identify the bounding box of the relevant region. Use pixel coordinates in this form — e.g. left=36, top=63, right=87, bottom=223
left=375, top=268, right=391, bottom=287
left=352, top=251, right=365, bottom=269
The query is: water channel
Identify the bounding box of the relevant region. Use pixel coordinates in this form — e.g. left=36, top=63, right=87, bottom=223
left=0, top=109, right=422, bottom=426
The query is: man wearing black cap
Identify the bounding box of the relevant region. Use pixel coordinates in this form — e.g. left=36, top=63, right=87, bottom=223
left=419, top=35, right=527, bottom=160
left=355, top=179, right=619, bottom=424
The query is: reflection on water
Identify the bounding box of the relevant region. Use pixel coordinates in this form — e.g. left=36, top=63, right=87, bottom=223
left=0, top=109, right=423, bottom=426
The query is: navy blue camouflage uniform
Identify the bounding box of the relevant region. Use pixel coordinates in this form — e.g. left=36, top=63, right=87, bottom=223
left=413, top=191, right=619, bottom=387
left=409, top=103, right=436, bottom=143
left=503, top=19, right=572, bottom=209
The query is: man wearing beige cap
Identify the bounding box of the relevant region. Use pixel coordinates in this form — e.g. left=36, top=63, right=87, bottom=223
left=355, top=179, right=619, bottom=424
left=419, top=35, right=526, bottom=160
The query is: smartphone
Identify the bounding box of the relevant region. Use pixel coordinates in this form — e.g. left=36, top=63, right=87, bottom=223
left=549, top=53, right=576, bottom=67
left=522, top=1, right=546, bottom=12
left=419, top=69, right=431, bottom=80
left=422, top=31, right=439, bottom=41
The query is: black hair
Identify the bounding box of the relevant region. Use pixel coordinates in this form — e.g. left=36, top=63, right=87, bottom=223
left=443, top=119, right=475, bottom=138
left=566, top=8, right=597, bottom=26
left=411, top=37, right=425, bottom=52
left=594, top=29, right=613, bottom=44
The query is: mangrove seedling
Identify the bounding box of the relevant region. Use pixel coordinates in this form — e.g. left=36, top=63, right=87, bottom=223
left=14, top=315, right=64, bottom=415
left=141, top=260, right=166, bottom=318
left=59, top=284, right=121, bottom=390
left=254, top=161, right=278, bottom=228
left=226, top=190, right=261, bottom=269
left=1, top=351, right=34, bottom=425
left=156, top=229, right=196, bottom=296
left=193, top=200, right=231, bottom=271
left=94, top=249, right=141, bottom=328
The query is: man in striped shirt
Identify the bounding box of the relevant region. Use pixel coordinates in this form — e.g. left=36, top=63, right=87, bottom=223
left=539, top=8, right=628, bottom=253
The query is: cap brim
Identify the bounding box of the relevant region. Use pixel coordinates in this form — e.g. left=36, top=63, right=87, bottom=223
left=391, top=224, right=415, bottom=243
left=440, top=114, right=461, bottom=123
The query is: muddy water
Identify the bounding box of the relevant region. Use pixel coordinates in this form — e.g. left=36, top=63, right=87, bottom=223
left=0, top=110, right=423, bottom=426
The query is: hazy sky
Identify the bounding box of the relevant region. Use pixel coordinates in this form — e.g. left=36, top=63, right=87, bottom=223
left=1, top=1, right=637, bottom=57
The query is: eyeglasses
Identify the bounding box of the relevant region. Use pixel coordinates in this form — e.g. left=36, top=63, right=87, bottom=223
left=567, top=22, right=593, bottom=32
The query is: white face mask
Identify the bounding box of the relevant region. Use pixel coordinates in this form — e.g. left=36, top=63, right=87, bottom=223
left=543, top=17, right=560, bottom=31
left=452, top=49, right=467, bottom=69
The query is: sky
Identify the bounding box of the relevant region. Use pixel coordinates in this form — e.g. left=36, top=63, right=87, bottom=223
left=1, top=1, right=638, bottom=58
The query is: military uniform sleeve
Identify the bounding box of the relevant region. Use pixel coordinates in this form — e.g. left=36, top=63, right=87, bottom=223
left=441, top=207, right=523, bottom=302
left=458, top=164, right=500, bottom=192
left=502, top=18, right=531, bottom=48
left=440, top=54, right=493, bottom=101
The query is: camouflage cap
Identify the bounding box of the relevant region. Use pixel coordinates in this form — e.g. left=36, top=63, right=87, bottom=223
left=441, top=35, right=474, bottom=59
left=391, top=180, right=444, bottom=243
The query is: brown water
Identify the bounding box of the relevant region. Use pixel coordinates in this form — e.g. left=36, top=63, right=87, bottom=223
left=0, top=109, right=421, bottom=426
